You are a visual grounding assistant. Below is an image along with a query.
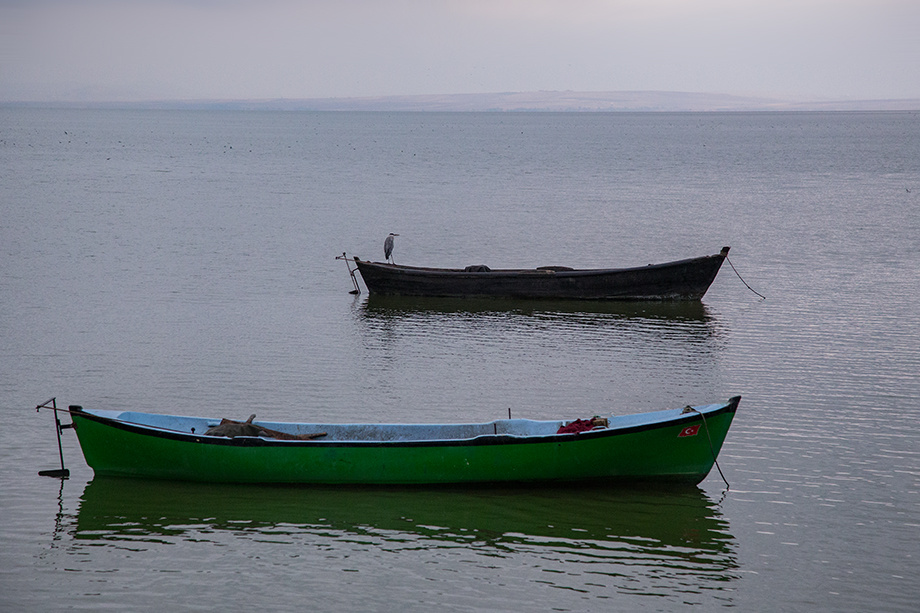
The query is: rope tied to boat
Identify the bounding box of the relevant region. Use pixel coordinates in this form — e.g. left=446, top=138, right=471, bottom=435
left=684, top=405, right=730, bottom=490
left=726, top=255, right=766, bottom=300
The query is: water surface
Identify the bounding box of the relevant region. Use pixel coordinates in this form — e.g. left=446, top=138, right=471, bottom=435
left=2, top=109, right=918, bottom=611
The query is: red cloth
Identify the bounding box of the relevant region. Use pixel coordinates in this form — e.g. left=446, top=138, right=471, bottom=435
left=556, top=419, right=596, bottom=434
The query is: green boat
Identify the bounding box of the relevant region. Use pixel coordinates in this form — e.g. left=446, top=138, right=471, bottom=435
left=51, top=396, right=740, bottom=485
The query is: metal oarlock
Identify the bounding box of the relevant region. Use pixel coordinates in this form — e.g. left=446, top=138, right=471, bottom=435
left=336, top=252, right=362, bottom=294
left=36, top=398, right=74, bottom=478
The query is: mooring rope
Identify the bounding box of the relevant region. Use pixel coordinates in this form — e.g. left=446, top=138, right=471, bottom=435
left=726, top=255, right=766, bottom=300
left=690, top=408, right=730, bottom=490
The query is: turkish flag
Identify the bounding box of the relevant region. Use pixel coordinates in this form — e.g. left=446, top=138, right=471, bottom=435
left=678, top=425, right=700, bottom=437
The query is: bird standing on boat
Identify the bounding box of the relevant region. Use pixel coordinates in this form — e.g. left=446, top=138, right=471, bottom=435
left=384, top=233, right=399, bottom=263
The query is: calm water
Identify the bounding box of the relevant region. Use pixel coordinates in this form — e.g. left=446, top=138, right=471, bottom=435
left=2, top=109, right=919, bottom=611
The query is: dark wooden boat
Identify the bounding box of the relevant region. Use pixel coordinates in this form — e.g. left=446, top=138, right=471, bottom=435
left=349, top=247, right=730, bottom=300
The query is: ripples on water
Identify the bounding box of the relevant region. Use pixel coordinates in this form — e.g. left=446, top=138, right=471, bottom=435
left=350, top=296, right=728, bottom=422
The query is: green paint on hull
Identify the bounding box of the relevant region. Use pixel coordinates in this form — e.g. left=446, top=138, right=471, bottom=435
left=70, top=399, right=738, bottom=485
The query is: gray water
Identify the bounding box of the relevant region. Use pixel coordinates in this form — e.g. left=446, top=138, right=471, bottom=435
left=2, top=108, right=919, bottom=611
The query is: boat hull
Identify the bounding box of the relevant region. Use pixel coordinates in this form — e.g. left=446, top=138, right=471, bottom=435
left=354, top=248, right=729, bottom=300
left=69, top=397, right=740, bottom=485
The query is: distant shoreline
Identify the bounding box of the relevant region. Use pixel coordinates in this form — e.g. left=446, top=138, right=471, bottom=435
left=3, top=91, right=919, bottom=112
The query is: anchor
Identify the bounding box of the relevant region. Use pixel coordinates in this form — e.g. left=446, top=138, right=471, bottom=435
left=35, top=398, right=75, bottom=478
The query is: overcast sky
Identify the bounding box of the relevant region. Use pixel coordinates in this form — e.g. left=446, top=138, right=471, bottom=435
left=2, top=0, right=919, bottom=103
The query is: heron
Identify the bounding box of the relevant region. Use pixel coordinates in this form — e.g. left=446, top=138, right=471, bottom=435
left=384, top=233, right=399, bottom=263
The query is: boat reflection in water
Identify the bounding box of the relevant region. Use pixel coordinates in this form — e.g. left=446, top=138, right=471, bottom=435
left=359, top=295, right=716, bottom=322
left=355, top=295, right=724, bottom=365
left=73, top=478, right=738, bottom=600
left=356, top=295, right=721, bottom=342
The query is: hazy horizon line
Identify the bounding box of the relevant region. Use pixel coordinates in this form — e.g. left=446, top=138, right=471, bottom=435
left=4, top=90, right=919, bottom=113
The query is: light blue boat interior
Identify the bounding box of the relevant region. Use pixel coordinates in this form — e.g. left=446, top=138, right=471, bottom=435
left=82, top=401, right=728, bottom=443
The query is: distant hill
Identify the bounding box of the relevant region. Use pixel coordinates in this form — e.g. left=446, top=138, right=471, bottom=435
left=223, top=91, right=920, bottom=112
left=8, top=91, right=920, bottom=112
